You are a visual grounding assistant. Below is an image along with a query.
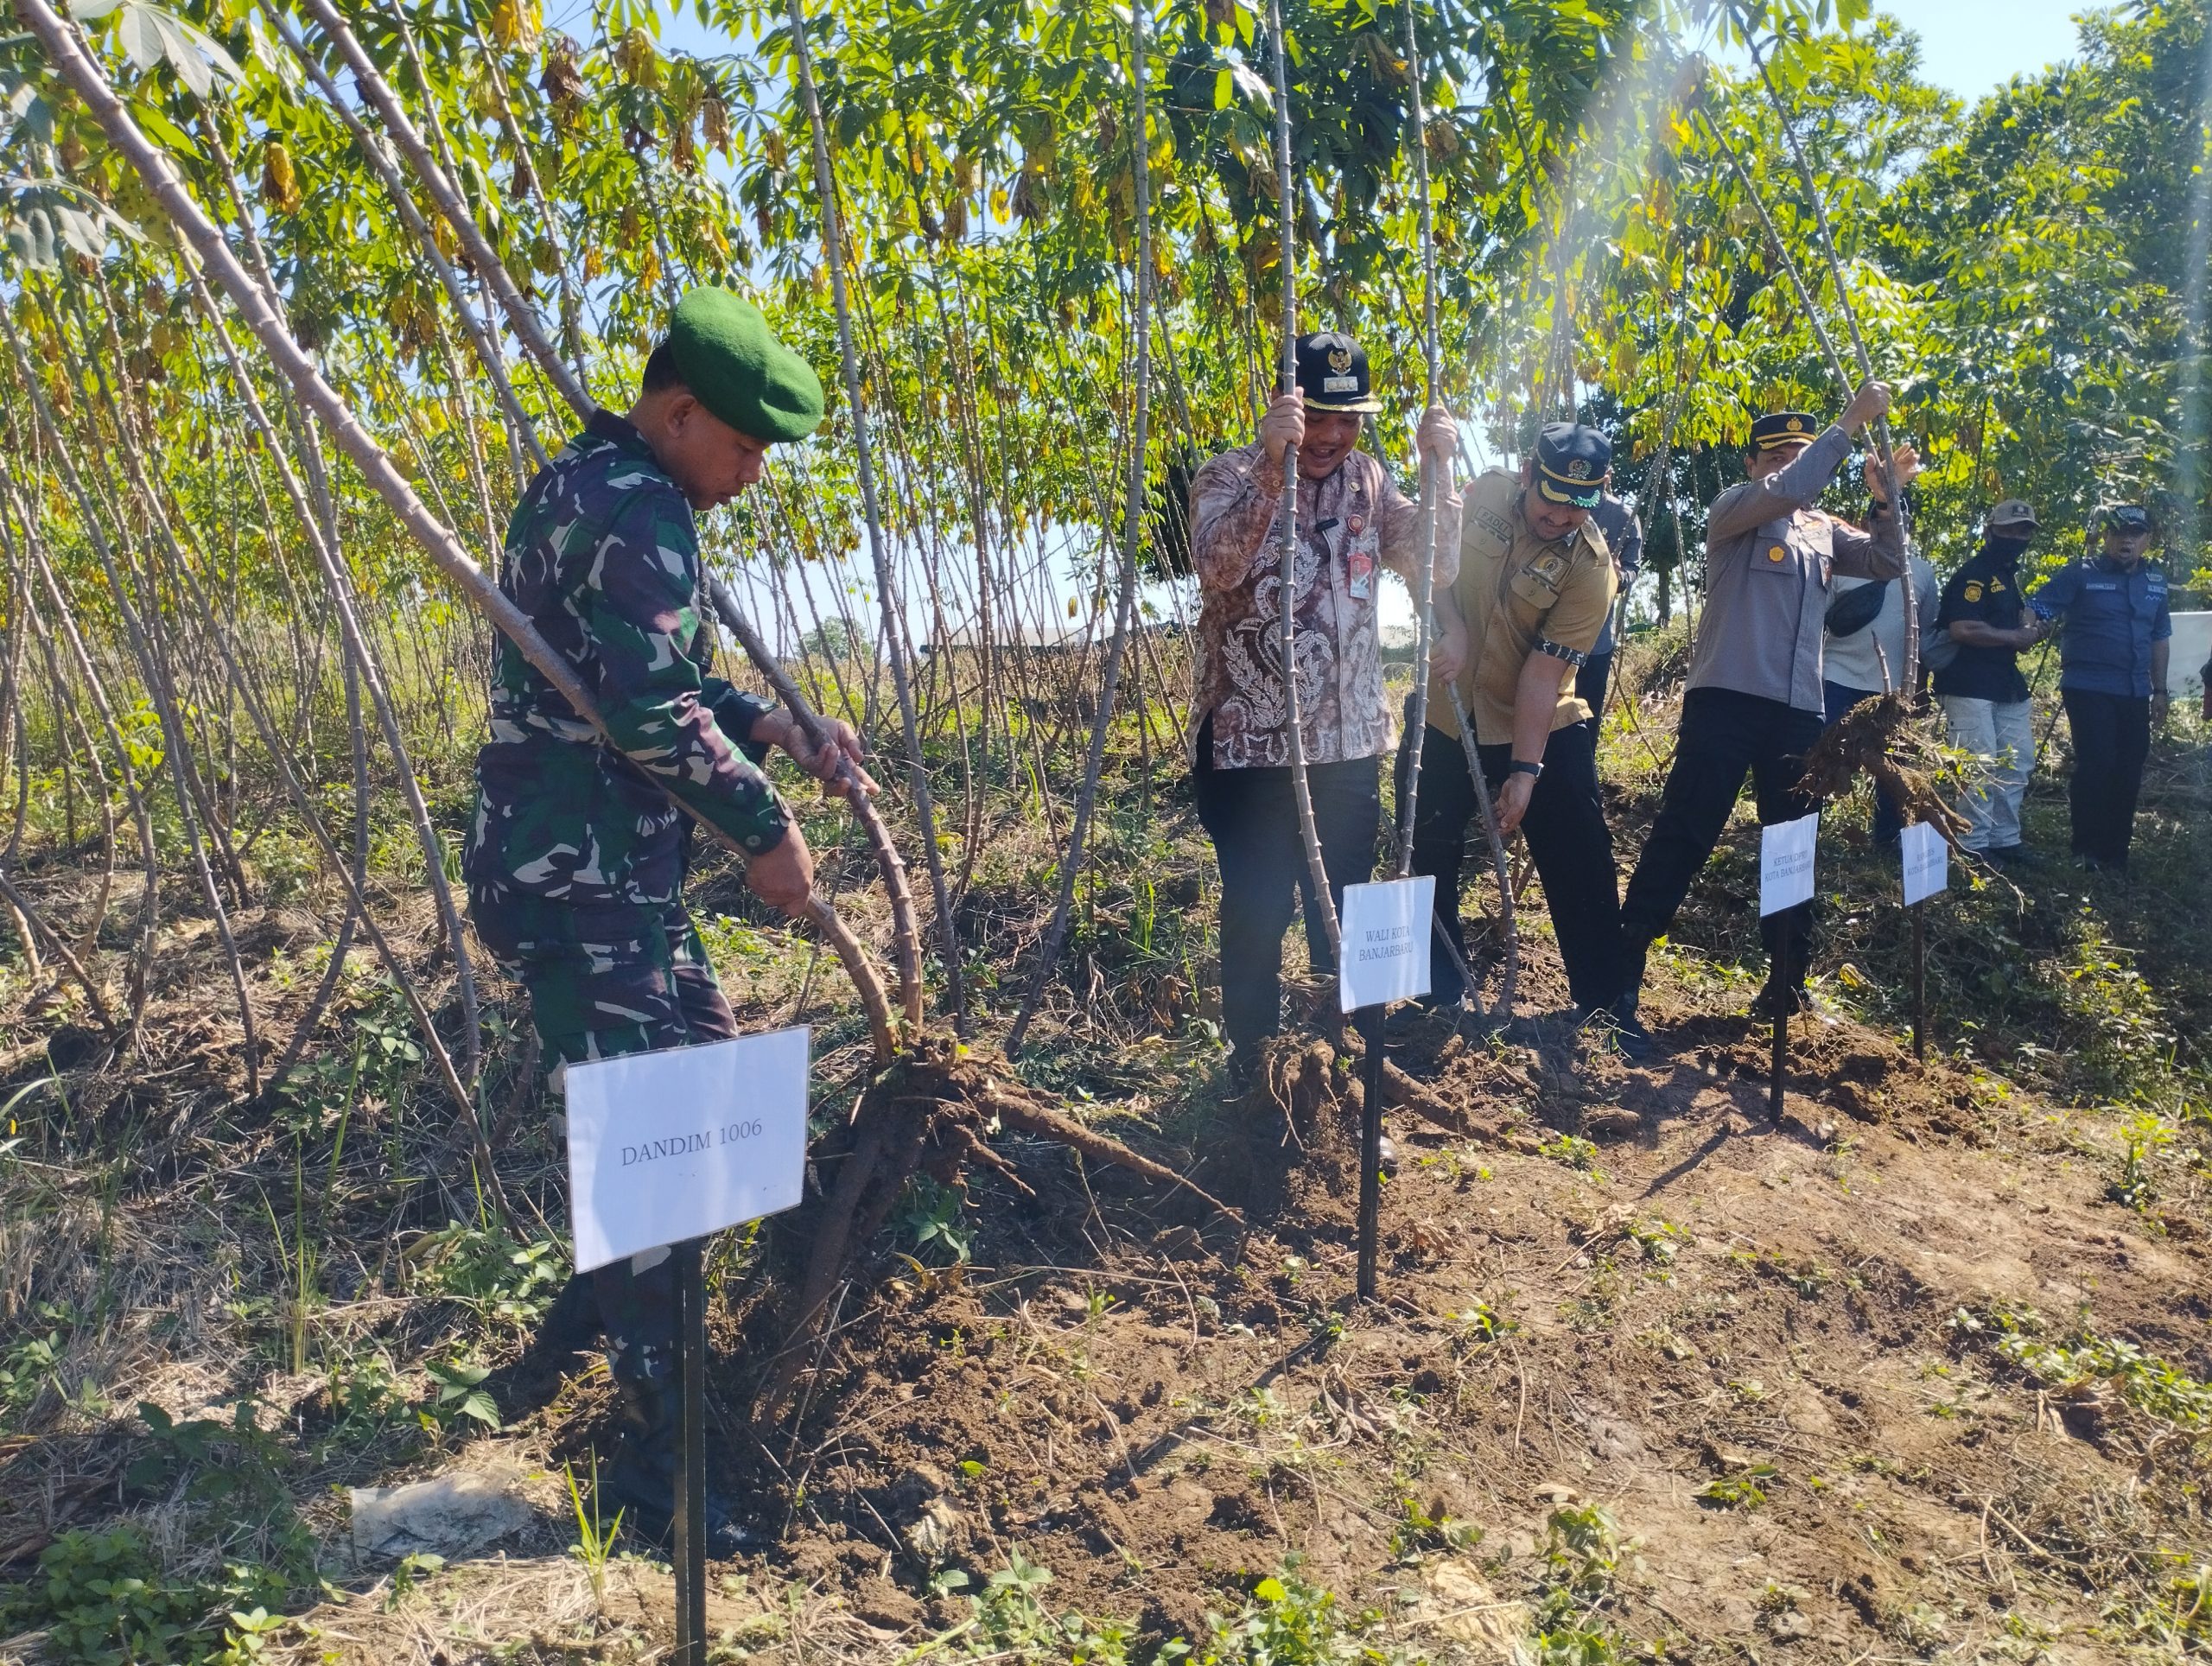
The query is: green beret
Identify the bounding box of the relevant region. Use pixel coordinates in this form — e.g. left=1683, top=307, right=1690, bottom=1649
left=664, top=286, right=823, bottom=444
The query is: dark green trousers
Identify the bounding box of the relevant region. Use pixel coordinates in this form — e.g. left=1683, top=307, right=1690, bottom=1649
left=470, top=883, right=737, bottom=1384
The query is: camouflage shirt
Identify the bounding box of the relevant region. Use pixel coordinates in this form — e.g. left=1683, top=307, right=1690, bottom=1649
left=465, top=409, right=789, bottom=906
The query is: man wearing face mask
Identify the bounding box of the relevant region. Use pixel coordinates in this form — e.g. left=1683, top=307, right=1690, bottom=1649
left=1186, top=330, right=1462, bottom=1080
left=1618, top=385, right=1918, bottom=1021
left=2027, top=503, right=2172, bottom=872
left=1404, top=422, right=1649, bottom=1058
left=1931, top=500, right=2050, bottom=867
left=466, top=287, right=870, bottom=1553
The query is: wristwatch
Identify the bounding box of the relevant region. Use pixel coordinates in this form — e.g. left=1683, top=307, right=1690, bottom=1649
left=1507, top=760, right=1544, bottom=780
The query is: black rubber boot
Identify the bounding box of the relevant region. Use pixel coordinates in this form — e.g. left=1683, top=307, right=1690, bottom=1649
left=533, top=1274, right=603, bottom=1357
left=600, top=1370, right=749, bottom=1559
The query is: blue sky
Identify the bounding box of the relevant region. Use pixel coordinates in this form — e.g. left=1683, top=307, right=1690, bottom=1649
left=1888, top=0, right=2089, bottom=99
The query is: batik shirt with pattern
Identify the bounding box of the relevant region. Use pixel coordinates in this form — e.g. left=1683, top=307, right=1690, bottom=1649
left=1187, top=442, right=1460, bottom=770
left=465, top=408, right=787, bottom=906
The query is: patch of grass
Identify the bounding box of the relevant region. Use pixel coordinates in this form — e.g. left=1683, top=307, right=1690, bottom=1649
left=1207, top=1562, right=1387, bottom=1666
left=407, top=1218, right=567, bottom=1331
left=1694, top=1466, right=1777, bottom=1510
left=1388, top=1493, right=1479, bottom=1562
left=1974, top=1303, right=2212, bottom=1428
left=1537, top=1134, right=1601, bottom=1173
left=1, top=1523, right=290, bottom=1666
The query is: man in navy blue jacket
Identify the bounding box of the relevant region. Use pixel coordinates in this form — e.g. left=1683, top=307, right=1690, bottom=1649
left=2028, top=505, right=2172, bottom=871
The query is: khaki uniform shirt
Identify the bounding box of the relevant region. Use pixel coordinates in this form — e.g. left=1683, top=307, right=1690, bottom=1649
left=1188, top=442, right=1461, bottom=769
left=1427, top=469, right=1615, bottom=747
left=1688, top=425, right=1905, bottom=712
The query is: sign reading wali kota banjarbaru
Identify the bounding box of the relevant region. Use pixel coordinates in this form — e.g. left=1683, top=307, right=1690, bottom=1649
left=563, top=1027, right=809, bottom=1273
left=1338, top=876, right=1436, bottom=1012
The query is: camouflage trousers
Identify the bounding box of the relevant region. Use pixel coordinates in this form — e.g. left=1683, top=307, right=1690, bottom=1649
left=469, top=883, right=736, bottom=1386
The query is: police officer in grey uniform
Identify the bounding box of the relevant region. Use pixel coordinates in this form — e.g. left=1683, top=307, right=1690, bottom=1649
left=1619, top=384, right=1919, bottom=1020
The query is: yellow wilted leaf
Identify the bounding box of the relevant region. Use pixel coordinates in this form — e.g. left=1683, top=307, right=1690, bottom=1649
left=700, top=91, right=731, bottom=154
left=488, top=0, right=537, bottom=50
left=1837, top=963, right=1866, bottom=989
left=1065, top=595, right=1078, bottom=618
left=261, top=140, right=301, bottom=216
left=613, top=27, right=661, bottom=89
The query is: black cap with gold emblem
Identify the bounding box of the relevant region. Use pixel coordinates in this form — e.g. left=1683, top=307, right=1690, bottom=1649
left=1283, top=330, right=1383, bottom=414
left=1533, top=422, right=1610, bottom=510
left=1748, top=410, right=1820, bottom=454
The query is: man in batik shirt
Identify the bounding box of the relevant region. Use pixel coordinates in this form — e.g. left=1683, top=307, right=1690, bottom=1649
left=1186, top=330, right=1461, bottom=1078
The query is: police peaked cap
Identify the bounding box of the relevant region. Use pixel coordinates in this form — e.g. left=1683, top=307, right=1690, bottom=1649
left=1284, top=330, right=1383, bottom=414
left=1748, top=410, right=1820, bottom=453
left=664, top=286, right=824, bottom=444
left=1533, top=423, right=1609, bottom=509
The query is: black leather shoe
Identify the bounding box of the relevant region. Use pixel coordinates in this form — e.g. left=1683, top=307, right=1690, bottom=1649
left=1575, top=1001, right=1656, bottom=1064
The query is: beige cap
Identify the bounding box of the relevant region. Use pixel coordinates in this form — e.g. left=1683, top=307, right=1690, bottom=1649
left=1986, top=499, right=2038, bottom=531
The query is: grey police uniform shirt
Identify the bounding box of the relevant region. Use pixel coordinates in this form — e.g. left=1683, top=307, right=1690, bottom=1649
left=1686, top=425, right=1906, bottom=713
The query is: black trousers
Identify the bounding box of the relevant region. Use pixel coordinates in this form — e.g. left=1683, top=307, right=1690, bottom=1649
left=1402, top=717, right=1626, bottom=1010
left=1619, top=687, right=1824, bottom=992
left=1194, top=722, right=1381, bottom=1058
left=2062, top=688, right=2151, bottom=865
left=1576, top=651, right=1615, bottom=736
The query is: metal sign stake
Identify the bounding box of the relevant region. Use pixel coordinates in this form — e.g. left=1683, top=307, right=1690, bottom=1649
left=1357, top=1003, right=1385, bottom=1299
left=1910, top=899, right=1928, bottom=1061
left=672, top=1237, right=709, bottom=1666
left=1769, top=1011, right=1787, bottom=1121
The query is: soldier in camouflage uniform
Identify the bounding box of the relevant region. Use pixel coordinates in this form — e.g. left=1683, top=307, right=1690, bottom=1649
left=466, top=287, right=867, bottom=1552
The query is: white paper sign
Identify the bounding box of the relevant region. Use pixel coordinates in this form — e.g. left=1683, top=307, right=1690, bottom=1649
left=1758, top=811, right=1820, bottom=916
left=564, top=1027, right=810, bottom=1275
left=1900, top=820, right=1948, bottom=906
left=1338, top=876, right=1435, bottom=1012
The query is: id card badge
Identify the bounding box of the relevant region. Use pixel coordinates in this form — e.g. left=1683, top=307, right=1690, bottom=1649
left=1344, top=512, right=1374, bottom=600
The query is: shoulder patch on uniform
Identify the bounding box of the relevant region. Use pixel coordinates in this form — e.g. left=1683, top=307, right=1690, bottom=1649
left=1988, top=577, right=2007, bottom=593
left=1767, top=545, right=1786, bottom=563
left=1963, top=581, right=1984, bottom=601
